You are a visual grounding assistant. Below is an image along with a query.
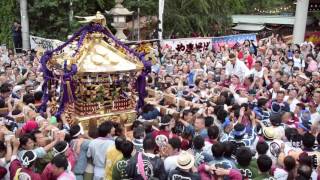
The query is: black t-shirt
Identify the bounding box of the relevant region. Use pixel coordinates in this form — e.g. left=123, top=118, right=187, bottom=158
left=168, top=168, right=200, bottom=180
left=126, top=153, right=166, bottom=180
left=12, top=25, right=21, bottom=37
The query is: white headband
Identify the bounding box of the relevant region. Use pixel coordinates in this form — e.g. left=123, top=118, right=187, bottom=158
left=72, top=124, right=84, bottom=138
left=159, top=122, right=170, bottom=126
left=53, top=143, right=69, bottom=157
left=22, top=151, right=37, bottom=167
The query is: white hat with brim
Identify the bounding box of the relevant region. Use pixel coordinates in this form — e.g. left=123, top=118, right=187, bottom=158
left=176, top=151, right=195, bottom=170
left=262, top=127, right=276, bottom=140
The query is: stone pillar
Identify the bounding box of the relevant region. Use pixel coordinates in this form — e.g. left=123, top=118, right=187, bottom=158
left=20, top=0, right=30, bottom=50
left=293, top=0, right=309, bottom=44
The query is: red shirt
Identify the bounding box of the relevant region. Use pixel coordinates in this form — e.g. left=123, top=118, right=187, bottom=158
left=9, top=159, right=41, bottom=180
left=286, top=115, right=299, bottom=125
left=41, top=148, right=76, bottom=180
left=0, top=166, right=7, bottom=179
left=246, top=55, right=254, bottom=69
left=41, top=163, right=57, bottom=180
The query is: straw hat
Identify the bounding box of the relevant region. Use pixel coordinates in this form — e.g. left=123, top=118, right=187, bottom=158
left=176, top=151, right=195, bottom=170
left=262, top=127, right=276, bottom=140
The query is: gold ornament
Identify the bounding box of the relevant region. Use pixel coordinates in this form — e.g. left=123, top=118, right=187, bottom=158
left=119, top=113, right=128, bottom=123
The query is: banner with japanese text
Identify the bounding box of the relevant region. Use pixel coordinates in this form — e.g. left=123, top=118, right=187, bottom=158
left=30, top=35, right=64, bottom=51
left=212, top=34, right=257, bottom=51
left=161, top=38, right=212, bottom=53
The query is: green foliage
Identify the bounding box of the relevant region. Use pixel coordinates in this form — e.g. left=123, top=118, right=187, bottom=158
left=161, top=0, right=295, bottom=37
left=163, top=0, right=237, bottom=37
left=123, top=0, right=158, bottom=16
left=0, top=0, right=18, bottom=48
left=3, top=0, right=297, bottom=42
left=96, top=0, right=114, bottom=10
left=229, top=0, right=247, bottom=14
left=26, top=0, right=114, bottom=40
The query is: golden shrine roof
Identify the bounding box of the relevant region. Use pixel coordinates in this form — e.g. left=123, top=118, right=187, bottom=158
left=48, top=12, right=144, bottom=73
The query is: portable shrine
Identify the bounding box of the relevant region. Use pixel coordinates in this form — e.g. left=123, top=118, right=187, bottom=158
left=39, top=12, right=150, bottom=130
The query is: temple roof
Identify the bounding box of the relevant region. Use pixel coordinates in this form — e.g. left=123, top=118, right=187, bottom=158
left=76, top=35, right=143, bottom=73
left=48, top=12, right=144, bottom=73
left=53, top=32, right=143, bottom=73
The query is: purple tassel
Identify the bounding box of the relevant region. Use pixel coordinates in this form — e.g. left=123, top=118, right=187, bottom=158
left=136, top=72, right=147, bottom=110
left=55, top=63, right=78, bottom=118
left=39, top=23, right=151, bottom=115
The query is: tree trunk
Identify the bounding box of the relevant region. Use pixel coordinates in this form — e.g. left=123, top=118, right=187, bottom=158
left=20, top=0, right=30, bottom=50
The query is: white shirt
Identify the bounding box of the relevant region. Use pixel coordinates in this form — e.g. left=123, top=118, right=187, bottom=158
left=311, top=112, right=320, bottom=125
left=293, top=57, right=305, bottom=69
left=225, top=59, right=249, bottom=81
left=164, top=155, right=179, bottom=173
left=273, top=168, right=288, bottom=180
left=87, top=138, right=114, bottom=178
left=269, top=88, right=285, bottom=99
left=284, top=96, right=300, bottom=112
left=1, top=52, right=10, bottom=64
left=284, top=142, right=302, bottom=155
left=250, top=68, right=264, bottom=78
left=233, top=93, right=248, bottom=105
left=203, top=141, right=213, bottom=156
left=265, top=139, right=283, bottom=165
left=282, top=149, right=319, bottom=180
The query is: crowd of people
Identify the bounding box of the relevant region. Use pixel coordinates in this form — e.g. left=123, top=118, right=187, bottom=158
left=0, top=32, right=319, bottom=180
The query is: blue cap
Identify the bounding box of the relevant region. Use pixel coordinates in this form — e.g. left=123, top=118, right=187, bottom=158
left=222, top=117, right=231, bottom=129
left=299, top=109, right=311, bottom=122
left=232, top=127, right=246, bottom=137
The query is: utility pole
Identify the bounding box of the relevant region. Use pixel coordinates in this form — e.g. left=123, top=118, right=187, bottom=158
left=137, top=0, right=140, bottom=41
left=20, top=0, right=30, bottom=50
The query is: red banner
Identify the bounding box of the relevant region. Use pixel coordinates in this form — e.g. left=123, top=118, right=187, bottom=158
left=305, top=31, right=320, bottom=45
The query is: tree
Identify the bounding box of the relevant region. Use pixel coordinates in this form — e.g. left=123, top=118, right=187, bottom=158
left=163, top=0, right=240, bottom=38
left=2, top=0, right=297, bottom=43
left=161, top=0, right=297, bottom=38
left=26, top=0, right=114, bottom=40
left=0, top=0, right=18, bottom=48
left=124, top=0, right=157, bottom=16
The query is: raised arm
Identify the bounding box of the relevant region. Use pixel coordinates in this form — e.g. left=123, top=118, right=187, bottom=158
left=4, top=138, right=12, bottom=162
